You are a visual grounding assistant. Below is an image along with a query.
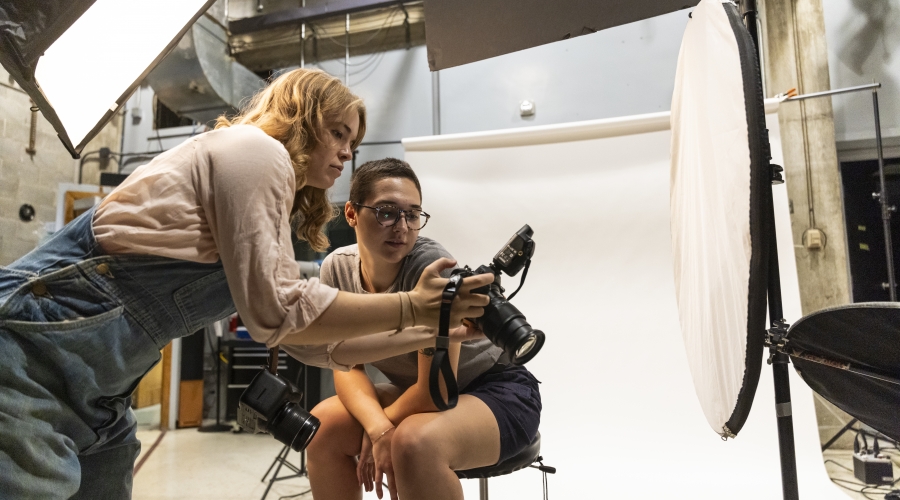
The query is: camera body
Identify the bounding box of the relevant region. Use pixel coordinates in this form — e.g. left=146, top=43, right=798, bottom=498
left=452, top=225, right=545, bottom=365
left=238, top=369, right=320, bottom=452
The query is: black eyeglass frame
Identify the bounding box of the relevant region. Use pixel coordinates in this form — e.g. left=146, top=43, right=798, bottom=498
left=352, top=203, right=431, bottom=230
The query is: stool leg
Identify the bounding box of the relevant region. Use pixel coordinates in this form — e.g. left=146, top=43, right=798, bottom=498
left=542, top=470, right=548, bottom=500
left=479, top=477, right=489, bottom=500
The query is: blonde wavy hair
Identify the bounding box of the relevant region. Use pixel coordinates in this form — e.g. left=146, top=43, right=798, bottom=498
left=216, top=68, right=367, bottom=251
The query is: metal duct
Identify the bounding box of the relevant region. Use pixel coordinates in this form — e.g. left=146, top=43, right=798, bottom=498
left=147, top=15, right=264, bottom=125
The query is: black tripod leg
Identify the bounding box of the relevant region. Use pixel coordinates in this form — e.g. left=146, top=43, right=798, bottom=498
left=261, top=444, right=290, bottom=484
left=822, top=418, right=858, bottom=452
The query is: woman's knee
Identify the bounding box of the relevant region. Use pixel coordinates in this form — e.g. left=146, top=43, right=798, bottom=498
left=308, top=396, right=360, bottom=456
left=392, top=417, right=439, bottom=466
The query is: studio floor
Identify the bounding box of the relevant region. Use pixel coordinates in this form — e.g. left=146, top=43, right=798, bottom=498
left=134, top=423, right=314, bottom=500
left=133, top=422, right=896, bottom=499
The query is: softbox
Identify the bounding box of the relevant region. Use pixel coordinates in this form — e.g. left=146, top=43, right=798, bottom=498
left=786, top=304, right=900, bottom=442
left=0, top=0, right=215, bottom=157
left=669, top=0, right=770, bottom=438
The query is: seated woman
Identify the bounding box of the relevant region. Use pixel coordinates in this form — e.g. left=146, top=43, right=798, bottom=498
left=304, top=158, right=542, bottom=500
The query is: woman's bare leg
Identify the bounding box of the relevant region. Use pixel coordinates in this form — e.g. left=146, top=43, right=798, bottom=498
left=307, top=395, right=364, bottom=500
left=307, top=385, right=401, bottom=500
left=391, top=395, right=500, bottom=500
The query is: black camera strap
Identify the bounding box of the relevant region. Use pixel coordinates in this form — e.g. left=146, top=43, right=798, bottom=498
left=429, top=275, right=461, bottom=411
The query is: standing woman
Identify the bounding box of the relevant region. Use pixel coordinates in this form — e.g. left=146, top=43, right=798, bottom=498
left=0, top=69, right=490, bottom=500
left=305, top=158, right=542, bottom=500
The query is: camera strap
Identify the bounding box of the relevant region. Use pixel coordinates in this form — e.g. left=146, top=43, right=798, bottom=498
left=429, top=274, right=461, bottom=411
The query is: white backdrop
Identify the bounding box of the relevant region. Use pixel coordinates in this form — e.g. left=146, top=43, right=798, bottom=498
left=387, top=105, right=847, bottom=499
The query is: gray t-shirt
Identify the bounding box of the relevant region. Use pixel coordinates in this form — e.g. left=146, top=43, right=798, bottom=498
left=319, top=237, right=503, bottom=390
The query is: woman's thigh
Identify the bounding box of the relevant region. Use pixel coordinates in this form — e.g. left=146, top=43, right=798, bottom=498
left=393, top=394, right=500, bottom=471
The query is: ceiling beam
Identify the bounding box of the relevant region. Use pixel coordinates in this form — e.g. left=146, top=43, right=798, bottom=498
left=229, top=0, right=405, bottom=35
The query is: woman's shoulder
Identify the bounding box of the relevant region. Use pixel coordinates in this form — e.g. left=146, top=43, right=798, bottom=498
left=322, top=244, right=359, bottom=267
left=409, top=236, right=452, bottom=261
left=396, top=237, right=455, bottom=290
left=199, top=125, right=291, bottom=165
left=320, top=244, right=360, bottom=290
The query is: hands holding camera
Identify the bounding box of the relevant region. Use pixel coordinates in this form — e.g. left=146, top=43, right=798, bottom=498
left=407, top=257, right=493, bottom=330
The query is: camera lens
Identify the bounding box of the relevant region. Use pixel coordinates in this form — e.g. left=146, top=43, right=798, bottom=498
left=270, top=403, right=321, bottom=452
left=516, top=336, right=536, bottom=359
left=479, top=288, right=545, bottom=365
left=511, top=330, right=544, bottom=365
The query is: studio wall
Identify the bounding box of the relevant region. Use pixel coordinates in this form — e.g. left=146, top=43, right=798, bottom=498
left=822, top=0, right=900, bottom=149
left=395, top=106, right=846, bottom=499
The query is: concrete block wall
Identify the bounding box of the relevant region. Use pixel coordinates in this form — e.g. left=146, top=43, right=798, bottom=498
left=0, top=66, right=123, bottom=265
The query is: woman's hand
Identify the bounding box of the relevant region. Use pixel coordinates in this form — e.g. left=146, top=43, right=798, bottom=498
left=371, top=426, right=398, bottom=500
left=449, top=319, right=485, bottom=343
left=357, top=432, right=375, bottom=492
left=408, top=258, right=493, bottom=329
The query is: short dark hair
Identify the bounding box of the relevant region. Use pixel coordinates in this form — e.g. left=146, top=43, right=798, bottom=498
left=349, top=158, right=423, bottom=205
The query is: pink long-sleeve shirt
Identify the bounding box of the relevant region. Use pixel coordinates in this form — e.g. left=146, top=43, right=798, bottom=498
left=93, top=125, right=339, bottom=353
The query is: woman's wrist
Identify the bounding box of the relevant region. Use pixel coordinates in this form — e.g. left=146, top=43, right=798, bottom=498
left=396, top=292, right=417, bottom=331
left=369, top=424, right=395, bottom=444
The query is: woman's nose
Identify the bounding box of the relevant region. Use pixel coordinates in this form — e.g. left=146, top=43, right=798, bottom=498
left=393, top=216, right=409, bottom=232
left=338, top=147, right=352, bottom=162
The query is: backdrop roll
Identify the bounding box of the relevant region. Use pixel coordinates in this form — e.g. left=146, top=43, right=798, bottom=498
left=398, top=107, right=845, bottom=499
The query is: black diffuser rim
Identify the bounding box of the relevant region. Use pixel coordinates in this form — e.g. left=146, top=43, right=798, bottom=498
left=721, top=1, right=771, bottom=438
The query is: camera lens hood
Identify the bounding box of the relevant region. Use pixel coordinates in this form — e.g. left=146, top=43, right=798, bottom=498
left=270, top=403, right=321, bottom=452
left=512, top=329, right=545, bottom=365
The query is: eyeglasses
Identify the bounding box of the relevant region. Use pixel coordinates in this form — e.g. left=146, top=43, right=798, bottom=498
left=353, top=203, right=430, bottom=230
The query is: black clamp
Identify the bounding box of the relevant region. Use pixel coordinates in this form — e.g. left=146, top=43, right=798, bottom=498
left=429, top=274, right=461, bottom=411
left=765, top=319, right=791, bottom=365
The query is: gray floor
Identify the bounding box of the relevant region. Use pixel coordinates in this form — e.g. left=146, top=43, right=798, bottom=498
left=133, top=423, right=898, bottom=499
left=134, top=425, right=313, bottom=500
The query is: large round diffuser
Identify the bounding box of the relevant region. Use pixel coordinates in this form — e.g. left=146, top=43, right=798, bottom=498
left=670, top=0, right=771, bottom=438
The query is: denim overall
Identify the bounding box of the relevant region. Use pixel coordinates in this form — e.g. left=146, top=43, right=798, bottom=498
left=0, top=207, right=236, bottom=499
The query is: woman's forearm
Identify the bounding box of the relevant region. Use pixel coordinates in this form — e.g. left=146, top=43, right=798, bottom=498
left=333, top=367, right=394, bottom=438
left=329, top=327, right=435, bottom=367
left=280, top=292, right=402, bottom=345
left=383, top=343, right=462, bottom=424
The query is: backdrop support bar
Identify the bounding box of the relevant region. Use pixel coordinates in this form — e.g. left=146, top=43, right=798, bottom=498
left=783, top=83, right=881, bottom=102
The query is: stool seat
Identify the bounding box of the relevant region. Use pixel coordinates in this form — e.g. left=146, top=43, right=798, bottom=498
left=455, top=432, right=541, bottom=479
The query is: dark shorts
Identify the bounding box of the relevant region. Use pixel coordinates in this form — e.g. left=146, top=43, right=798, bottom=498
left=462, top=364, right=542, bottom=463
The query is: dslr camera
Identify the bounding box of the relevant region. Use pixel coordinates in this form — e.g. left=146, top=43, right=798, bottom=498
left=237, top=353, right=320, bottom=452
left=453, top=224, right=545, bottom=364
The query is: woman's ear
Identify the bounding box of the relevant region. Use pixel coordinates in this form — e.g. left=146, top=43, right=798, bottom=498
left=345, top=201, right=358, bottom=227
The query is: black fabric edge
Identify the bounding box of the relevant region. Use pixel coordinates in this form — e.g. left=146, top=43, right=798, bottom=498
left=722, top=2, right=769, bottom=437
left=793, top=360, right=900, bottom=442
left=788, top=301, right=900, bottom=330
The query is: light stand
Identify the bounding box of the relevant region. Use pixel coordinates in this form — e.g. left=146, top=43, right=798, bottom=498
left=741, top=1, right=800, bottom=498
left=258, top=358, right=311, bottom=500
left=872, top=89, right=897, bottom=301
left=199, top=325, right=231, bottom=433
left=743, top=1, right=900, bottom=496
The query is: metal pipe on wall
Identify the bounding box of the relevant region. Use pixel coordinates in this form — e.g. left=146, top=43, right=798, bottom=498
left=345, top=14, right=350, bottom=85
left=432, top=71, right=440, bottom=135
left=26, top=100, right=38, bottom=156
